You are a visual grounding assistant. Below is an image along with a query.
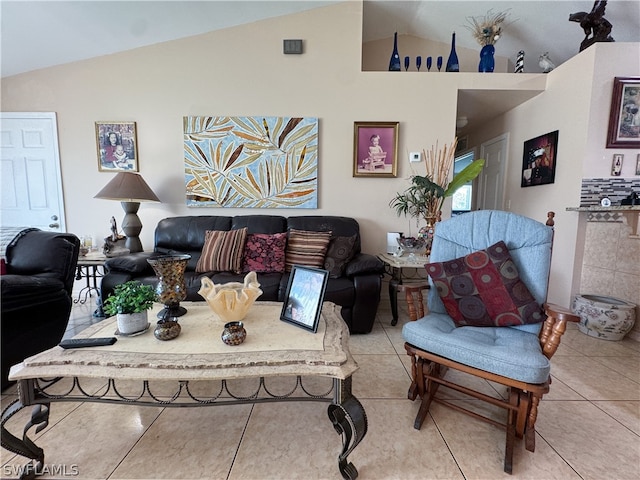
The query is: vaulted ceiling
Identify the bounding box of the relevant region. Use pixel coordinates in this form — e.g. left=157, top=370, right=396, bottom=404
left=2, top=1, right=638, bottom=78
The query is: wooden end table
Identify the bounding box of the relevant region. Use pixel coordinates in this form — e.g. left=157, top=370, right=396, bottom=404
left=1, top=302, right=367, bottom=480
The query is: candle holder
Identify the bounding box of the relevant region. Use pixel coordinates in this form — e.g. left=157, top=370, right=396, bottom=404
left=147, top=254, right=191, bottom=319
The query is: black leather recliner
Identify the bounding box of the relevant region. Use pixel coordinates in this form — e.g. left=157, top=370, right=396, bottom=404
left=1, top=229, right=80, bottom=389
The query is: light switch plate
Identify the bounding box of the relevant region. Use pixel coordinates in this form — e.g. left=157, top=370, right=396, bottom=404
left=409, top=152, right=421, bottom=163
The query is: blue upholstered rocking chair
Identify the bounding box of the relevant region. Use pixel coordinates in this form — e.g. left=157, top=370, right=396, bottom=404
left=400, top=210, right=579, bottom=474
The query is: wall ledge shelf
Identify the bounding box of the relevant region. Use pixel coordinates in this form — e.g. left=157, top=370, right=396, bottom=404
left=567, top=206, right=640, bottom=237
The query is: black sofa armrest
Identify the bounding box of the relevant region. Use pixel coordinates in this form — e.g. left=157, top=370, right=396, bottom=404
left=105, top=252, right=155, bottom=275
left=344, top=253, right=384, bottom=277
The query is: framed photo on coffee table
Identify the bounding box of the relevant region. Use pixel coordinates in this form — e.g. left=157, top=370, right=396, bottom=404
left=280, top=266, right=329, bottom=333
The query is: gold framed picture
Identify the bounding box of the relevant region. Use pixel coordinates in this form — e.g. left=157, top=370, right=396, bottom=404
left=353, top=121, right=398, bottom=177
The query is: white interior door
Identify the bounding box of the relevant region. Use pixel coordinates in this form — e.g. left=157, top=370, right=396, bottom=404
left=0, top=112, right=66, bottom=231
left=478, top=133, right=509, bottom=211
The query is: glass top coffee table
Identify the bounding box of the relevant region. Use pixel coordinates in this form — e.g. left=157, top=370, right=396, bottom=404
left=1, top=302, right=367, bottom=480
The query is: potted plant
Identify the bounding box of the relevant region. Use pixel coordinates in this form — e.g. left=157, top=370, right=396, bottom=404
left=390, top=138, right=485, bottom=252
left=103, top=280, right=157, bottom=334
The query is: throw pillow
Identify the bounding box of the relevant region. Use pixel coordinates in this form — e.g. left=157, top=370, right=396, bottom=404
left=241, top=232, right=287, bottom=273
left=425, top=240, right=543, bottom=327
left=195, top=228, right=248, bottom=273
left=285, top=229, right=332, bottom=272
left=324, top=235, right=357, bottom=278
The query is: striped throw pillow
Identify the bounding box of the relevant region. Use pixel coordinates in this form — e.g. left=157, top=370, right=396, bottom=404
left=195, top=228, right=248, bottom=273
left=285, top=229, right=332, bottom=272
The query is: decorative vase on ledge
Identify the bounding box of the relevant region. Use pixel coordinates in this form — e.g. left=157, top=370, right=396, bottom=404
left=388, top=32, right=401, bottom=71
left=478, top=44, right=495, bottom=72
left=445, top=32, right=459, bottom=72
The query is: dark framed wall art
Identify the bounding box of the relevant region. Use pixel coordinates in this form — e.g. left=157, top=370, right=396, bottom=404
left=353, top=121, right=398, bottom=177
left=96, top=121, right=138, bottom=172
left=521, top=130, right=558, bottom=187
left=606, top=77, right=640, bottom=148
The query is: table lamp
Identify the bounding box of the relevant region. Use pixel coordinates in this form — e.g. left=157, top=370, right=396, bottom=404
left=94, top=172, right=160, bottom=253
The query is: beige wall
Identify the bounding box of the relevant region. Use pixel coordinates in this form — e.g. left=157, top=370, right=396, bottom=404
left=2, top=1, right=638, bottom=311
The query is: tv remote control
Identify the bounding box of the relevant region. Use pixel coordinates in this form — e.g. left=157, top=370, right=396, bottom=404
left=59, top=337, right=117, bottom=349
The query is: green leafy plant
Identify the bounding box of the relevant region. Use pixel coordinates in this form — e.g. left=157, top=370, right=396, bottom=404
left=390, top=159, right=485, bottom=223
left=103, top=281, right=156, bottom=316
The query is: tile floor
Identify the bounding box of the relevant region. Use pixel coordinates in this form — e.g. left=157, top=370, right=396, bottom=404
left=1, top=283, right=639, bottom=480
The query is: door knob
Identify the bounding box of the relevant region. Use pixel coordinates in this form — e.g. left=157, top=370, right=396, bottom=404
left=51, top=215, right=58, bottom=221
left=49, top=223, right=60, bottom=228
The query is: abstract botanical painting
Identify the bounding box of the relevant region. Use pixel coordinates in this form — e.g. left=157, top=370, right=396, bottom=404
left=184, top=116, right=318, bottom=208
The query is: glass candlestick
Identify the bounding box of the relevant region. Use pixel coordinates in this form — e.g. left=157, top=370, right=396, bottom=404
left=437, top=56, right=443, bottom=71
left=416, top=56, right=422, bottom=71
left=426, top=56, right=432, bottom=71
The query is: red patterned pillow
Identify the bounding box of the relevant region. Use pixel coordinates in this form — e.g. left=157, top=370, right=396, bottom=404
left=195, top=228, right=248, bottom=273
left=425, top=241, right=543, bottom=327
left=285, top=229, right=332, bottom=272
left=241, top=233, right=287, bottom=273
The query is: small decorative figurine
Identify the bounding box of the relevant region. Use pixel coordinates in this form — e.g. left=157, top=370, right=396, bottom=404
left=569, top=0, right=615, bottom=52
left=538, top=52, right=556, bottom=73
left=515, top=50, right=525, bottom=73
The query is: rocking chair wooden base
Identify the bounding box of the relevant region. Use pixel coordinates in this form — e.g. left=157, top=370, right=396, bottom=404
left=403, top=300, right=579, bottom=474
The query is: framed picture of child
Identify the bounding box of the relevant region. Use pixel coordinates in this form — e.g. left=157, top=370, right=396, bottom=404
left=353, top=121, right=398, bottom=177
left=280, top=265, right=329, bottom=333
left=95, top=121, right=139, bottom=172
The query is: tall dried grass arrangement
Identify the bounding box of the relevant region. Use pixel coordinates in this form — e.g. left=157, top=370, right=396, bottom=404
left=422, top=138, right=458, bottom=191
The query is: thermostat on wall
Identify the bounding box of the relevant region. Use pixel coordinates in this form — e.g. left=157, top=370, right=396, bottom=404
left=600, top=197, right=611, bottom=207
left=409, top=152, right=422, bottom=163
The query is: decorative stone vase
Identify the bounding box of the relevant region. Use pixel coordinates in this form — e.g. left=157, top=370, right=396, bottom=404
left=116, top=311, right=148, bottom=335
left=147, top=254, right=191, bottom=319
left=572, top=294, right=637, bottom=341
left=478, top=44, right=495, bottom=72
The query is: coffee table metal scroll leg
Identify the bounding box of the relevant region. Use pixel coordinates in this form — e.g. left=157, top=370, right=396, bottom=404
left=1, top=399, right=50, bottom=479
left=327, top=377, right=368, bottom=480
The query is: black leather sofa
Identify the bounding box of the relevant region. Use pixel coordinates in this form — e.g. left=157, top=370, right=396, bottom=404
left=101, top=215, right=384, bottom=334
left=1, top=229, right=80, bottom=389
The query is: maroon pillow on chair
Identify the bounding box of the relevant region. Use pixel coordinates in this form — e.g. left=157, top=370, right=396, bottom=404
left=425, top=241, right=543, bottom=327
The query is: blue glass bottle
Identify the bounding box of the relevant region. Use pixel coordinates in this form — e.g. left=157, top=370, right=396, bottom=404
left=388, top=32, right=401, bottom=71
left=445, top=32, right=459, bottom=72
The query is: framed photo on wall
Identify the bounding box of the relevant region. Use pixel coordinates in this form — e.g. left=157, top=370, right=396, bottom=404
left=353, top=121, right=398, bottom=177
left=521, top=130, right=558, bottom=187
left=280, top=266, right=329, bottom=333
left=606, top=77, right=640, bottom=148
left=96, top=121, right=139, bottom=172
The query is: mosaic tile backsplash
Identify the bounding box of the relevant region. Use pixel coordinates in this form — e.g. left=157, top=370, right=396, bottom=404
left=580, top=178, right=640, bottom=206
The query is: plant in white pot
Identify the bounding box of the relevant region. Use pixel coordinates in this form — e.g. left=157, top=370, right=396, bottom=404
left=103, top=281, right=156, bottom=335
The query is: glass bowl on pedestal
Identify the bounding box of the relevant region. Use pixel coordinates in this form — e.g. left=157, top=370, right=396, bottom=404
left=147, top=254, right=191, bottom=319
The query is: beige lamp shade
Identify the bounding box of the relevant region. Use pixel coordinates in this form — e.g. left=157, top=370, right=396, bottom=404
left=95, top=172, right=160, bottom=253
left=94, top=172, right=160, bottom=202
